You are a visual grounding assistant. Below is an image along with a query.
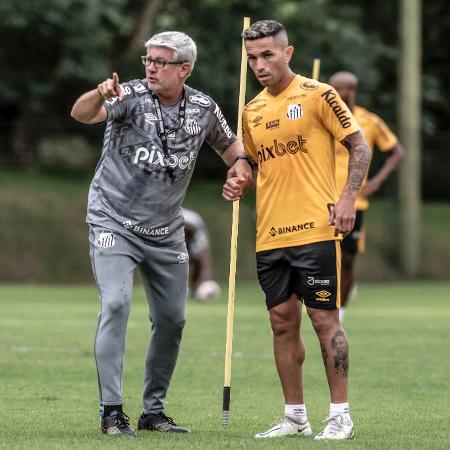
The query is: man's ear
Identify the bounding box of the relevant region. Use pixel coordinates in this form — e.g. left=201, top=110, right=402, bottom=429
left=285, top=45, right=294, bottom=63
left=180, top=63, right=192, bottom=79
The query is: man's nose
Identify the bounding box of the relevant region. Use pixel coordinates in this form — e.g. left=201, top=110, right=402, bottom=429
left=255, top=57, right=267, bottom=71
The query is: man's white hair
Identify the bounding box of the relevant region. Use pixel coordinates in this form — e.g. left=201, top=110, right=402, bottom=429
left=145, top=31, right=197, bottom=75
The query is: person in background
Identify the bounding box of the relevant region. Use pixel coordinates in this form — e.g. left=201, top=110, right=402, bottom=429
left=329, top=71, right=405, bottom=322
left=183, top=208, right=221, bottom=301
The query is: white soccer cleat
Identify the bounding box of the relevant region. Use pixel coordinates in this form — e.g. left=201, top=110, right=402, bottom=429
left=254, top=417, right=312, bottom=439
left=314, top=414, right=354, bottom=440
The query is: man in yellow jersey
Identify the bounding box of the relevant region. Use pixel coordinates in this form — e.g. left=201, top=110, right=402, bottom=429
left=236, top=20, right=370, bottom=440
left=330, top=71, right=405, bottom=322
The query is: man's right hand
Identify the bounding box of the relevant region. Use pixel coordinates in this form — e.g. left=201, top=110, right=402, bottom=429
left=71, top=74, right=122, bottom=124
left=97, top=72, right=125, bottom=101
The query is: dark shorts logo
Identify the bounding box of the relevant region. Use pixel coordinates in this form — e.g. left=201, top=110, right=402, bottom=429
left=307, top=276, right=331, bottom=287
left=315, top=290, right=332, bottom=302
left=321, top=89, right=353, bottom=128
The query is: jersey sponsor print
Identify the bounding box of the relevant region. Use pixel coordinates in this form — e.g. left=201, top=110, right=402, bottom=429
left=243, top=75, right=360, bottom=252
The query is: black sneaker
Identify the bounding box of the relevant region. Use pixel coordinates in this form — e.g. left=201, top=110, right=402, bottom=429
left=137, top=412, right=191, bottom=433
left=101, top=410, right=136, bottom=437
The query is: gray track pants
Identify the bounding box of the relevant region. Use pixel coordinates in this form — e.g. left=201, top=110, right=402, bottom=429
left=89, top=225, right=188, bottom=414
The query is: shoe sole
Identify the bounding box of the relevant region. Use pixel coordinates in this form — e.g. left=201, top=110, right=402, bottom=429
left=101, top=428, right=136, bottom=437
left=314, top=429, right=354, bottom=440
left=137, top=423, right=190, bottom=433
left=255, top=426, right=312, bottom=439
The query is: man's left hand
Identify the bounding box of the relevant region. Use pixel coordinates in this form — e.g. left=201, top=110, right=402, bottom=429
left=328, top=193, right=356, bottom=237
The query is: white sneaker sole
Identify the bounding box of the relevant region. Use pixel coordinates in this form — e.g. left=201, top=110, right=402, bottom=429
left=314, top=428, right=355, bottom=440
left=255, top=424, right=312, bottom=439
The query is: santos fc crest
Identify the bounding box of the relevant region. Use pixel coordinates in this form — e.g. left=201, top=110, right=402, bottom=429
left=287, top=103, right=303, bottom=120
left=184, top=118, right=201, bottom=135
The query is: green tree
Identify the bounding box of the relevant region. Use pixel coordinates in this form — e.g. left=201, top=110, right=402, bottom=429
left=0, top=0, right=158, bottom=164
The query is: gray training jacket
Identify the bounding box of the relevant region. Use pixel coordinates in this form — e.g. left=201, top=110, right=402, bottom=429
left=87, top=79, right=237, bottom=246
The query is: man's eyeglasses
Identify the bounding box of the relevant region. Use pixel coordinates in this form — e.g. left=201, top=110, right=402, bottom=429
left=141, top=56, right=187, bottom=69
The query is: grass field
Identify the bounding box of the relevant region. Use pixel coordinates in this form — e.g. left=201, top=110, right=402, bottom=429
left=1, top=281, right=449, bottom=449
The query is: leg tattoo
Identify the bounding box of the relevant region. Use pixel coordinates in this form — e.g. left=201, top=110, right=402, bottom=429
left=320, top=342, right=328, bottom=363
left=331, top=330, right=349, bottom=377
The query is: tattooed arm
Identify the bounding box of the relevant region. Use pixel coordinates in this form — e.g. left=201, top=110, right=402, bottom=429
left=329, top=130, right=371, bottom=236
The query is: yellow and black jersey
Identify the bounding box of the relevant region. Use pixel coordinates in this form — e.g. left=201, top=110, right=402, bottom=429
left=243, top=74, right=360, bottom=252
left=335, top=105, right=398, bottom=211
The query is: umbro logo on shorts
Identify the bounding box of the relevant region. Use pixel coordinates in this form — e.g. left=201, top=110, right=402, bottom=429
left=315, top=290, right=331, bottom=302
left=97, top=231, right=116, bottom=248
left=177, top=252, right=189, bottom=264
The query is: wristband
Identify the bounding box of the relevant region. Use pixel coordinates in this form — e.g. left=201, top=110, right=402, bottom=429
left=233, top=155, right=254, bottom=167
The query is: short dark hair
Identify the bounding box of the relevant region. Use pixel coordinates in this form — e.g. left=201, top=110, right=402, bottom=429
left=242, top=20, right=286, bottom=41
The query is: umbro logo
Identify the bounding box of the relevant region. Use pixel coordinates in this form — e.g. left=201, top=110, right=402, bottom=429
left=316, top=290, right=331, bottom=298
left=144, top=113, right=158, bottom=122
left=177, top=252, right=189, bottom=264
left=315, top=290, right=332, bottom=302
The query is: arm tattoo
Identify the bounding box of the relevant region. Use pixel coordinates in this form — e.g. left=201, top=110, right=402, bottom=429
left=331, top=329, right=349, bottom=377
left=341, top=131, right=371, bottom=197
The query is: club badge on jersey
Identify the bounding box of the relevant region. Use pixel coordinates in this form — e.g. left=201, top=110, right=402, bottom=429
left=287, top=103, right=303, bottom=120
left=184, top=118, right=201, bottom=135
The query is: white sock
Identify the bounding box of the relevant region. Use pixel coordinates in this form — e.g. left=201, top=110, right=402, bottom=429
left=285, top=404, right=308, bottom=423
left=329, top=402, right=351, bottom=423
left=339, top=307, right=346, bottom=322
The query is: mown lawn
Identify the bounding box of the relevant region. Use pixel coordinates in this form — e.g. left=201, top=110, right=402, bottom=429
left=1, top=281, right=449, bottom=449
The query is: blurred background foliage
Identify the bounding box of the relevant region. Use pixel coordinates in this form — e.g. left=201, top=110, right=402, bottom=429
left=0, top=0, right=448, bottom=198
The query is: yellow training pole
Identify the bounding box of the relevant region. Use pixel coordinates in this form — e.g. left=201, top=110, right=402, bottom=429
left=222, top=16, right=250, bottom=426
left=312, top=58, right=321, bottom=80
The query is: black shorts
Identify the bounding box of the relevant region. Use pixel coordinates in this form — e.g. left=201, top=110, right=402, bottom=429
left=341, top=211, right=364, bottom=255
left=256, top=241, right=341, bottom=310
